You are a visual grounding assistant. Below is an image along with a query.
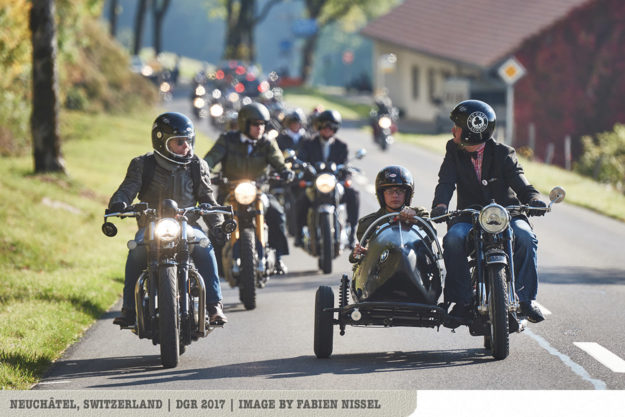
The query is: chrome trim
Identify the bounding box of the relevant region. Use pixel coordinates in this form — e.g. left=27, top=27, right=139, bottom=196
left=134, top=271, right=148, bottom=337
left=189, top=269, right=207, bottom=337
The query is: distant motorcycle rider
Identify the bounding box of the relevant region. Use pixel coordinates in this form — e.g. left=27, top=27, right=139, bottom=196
left=108, top=112, right=228, bottom=326
left=204, top=102, right=295, bottom=273
left=276, top=108, right=309, bottom=152
left=351, top=166, right=428, bottom=262
left=295, top=109, right=360, bottom=248
left=430, top=99, right=547, bottom=323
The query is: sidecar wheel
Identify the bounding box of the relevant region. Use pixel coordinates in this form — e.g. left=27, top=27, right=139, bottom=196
left=487, top=264, right=509, bottom=360
left=319, top=213, right=333, bottom=274
left=158, top=266, right=180, bottom=368
left=239, top=228, right=257, bottom=310
left=314, top=286, right=334, bottom=358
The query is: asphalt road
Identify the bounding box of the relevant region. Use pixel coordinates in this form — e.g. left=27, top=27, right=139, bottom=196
left=34, top=87, right=625, bottom=394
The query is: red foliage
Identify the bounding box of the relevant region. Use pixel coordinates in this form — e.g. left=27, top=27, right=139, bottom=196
left=514, top=0, right=625, bottom=166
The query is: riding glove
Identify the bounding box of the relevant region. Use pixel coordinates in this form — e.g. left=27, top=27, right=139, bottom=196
left=528, top=199, right=547, bottom=216
left=430, top=205, right=448, bottom=223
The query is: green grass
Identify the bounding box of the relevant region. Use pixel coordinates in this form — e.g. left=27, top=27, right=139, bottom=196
left=0, top=108, right=215, bottom=390
left=397, top=132, right=625, bottom=222
left=282, top=87, right=371, bottom=119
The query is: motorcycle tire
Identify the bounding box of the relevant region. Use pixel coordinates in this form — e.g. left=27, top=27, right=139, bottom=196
left=487, top=264, right=509, bottom=360
left=239, top=228, right=257, bottom=310
left=319, top=212, right=333, bottom=274
left=158, top=265, right=180, bottom=368
left=314, top=286, right=334, bottom=359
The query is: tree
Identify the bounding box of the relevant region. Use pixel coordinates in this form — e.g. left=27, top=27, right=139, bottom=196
left=109, top=0, right=120, bottom=37
left=152, top=0, right=172, bottom=56
left=30, top=0, right=66, bottom=173
left=222, top=0, right=283, bottom=62
left=133, top=0, right=149, bottom=56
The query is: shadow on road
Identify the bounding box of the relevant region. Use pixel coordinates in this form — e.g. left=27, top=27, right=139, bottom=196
left=36, top=348, right=492, bottom=389
left=541, top=266, right=625, bottom=285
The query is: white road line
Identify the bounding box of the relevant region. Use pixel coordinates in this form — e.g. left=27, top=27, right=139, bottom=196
left=524, top=328, right=607, bottom=389
left=36, top=380, right=71, bottom=385
left=534, top=301, right=551, bottom=315
left=574, top=342, right=625, bottom=373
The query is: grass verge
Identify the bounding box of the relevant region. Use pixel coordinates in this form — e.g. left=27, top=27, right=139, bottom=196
left=0, top=108, right=214, bottom=390
left=282, top=87, right=371, bottom=119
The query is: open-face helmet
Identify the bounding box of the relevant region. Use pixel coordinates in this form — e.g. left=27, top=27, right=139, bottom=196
left=237, top=102, right=270, bottom=137
left=449, top=99, right=496, bottom=145
left=374, top=165, right=414, bottom=207
left=314, top=109, right=342, bottom=133
left=151, top=112, right=195, bottom=164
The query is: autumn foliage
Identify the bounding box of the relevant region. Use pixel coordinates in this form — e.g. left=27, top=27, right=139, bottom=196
left=514, top=0, right=625, bottom=167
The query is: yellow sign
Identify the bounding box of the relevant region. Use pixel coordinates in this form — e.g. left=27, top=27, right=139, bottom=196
left=498, top=57, right=526, bottom=85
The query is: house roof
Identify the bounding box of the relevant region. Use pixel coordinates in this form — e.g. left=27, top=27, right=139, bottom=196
left=360, top=0, right=593, bottom=68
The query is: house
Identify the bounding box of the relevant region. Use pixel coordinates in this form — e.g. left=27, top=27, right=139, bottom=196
left=361, top=0, right=625, bottom=165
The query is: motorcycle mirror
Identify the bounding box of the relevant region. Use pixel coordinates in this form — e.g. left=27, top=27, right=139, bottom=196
left=355, top=148, right=367, bottom=159
left=549, top=186, right=566, bottom=204
left=102, top=222, right=118, bottom=237
left=222, top=219, right=237, bottom=234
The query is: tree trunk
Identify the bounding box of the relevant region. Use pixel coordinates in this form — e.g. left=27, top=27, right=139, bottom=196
left=30, top=0, right=66, bottom=174
left=152, top=0, right=171, bottom=56
left=224, top=0, right=255, bottom=62
left=133, top=0, right=148, bottom=56
left=300, top=33, right=319, bottom=84
left=109, top=0, right=119, bottom=37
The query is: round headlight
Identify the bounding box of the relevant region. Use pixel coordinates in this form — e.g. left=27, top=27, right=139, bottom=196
left=234, top=182, right=257, bottom=205
left=154, top=218, right=180, bottom=242
left=479, top=204, right=510, bottom=234
left=159, top=82, right=171, bottom=93
left=193, top=97, right=205, bottom=109
left=211, top=89, right=222, bottom=99
left=267, top=129, right=279, bottom=140
left=210, top=103, right=224, bottom=117
left=195, top=85, right=206, bottom=96
left=315, top=173, right=337, bottom=194
left=227, top=92, right=239, bottom=103
left=378, top=116, right=392, bottom=129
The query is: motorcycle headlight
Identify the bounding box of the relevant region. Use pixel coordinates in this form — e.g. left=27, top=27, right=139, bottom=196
left=195, top=85, right=206, bottom=96
left=210, top=103, right=224, bottom=117
left=479, top=203, right=510, bottom=234
left=211, top=89, right=222, bottom=99
left=193, top=97, right=205, bottom=109
left=227, top=92, right=239, bottom=103
left=315, top=173, right=337, bottom=194
left=267, top=129, right=279, bottom=140
left=154, top=218, right=180, bottom=242
left=378, top=116, right=392, bottom=129
left=234, top=182, right=257, bottom=205
left=159, top=82, right=171, bottom=93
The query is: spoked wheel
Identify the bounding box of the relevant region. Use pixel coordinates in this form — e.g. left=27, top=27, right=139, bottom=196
left=239, top=228, right=257, bottom=310
left=487, top=264, right=509, bottom=360
left=319, top=213, right=333, bottom=274
left=314, top=286, right=334, bottom=358
left=158, top=266, right=180, bottom=368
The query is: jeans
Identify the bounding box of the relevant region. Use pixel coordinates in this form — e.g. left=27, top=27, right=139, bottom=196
left=122, top=225, right=222, bottom=312
left=442, top=218, right=538, bottom=305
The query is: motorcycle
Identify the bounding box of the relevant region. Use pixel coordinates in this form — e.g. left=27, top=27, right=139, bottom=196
left=313, top=186, right=565, bottom=360
left=102, top=200, right=236, bottom=368
left=190, top=81, right=208, bottom=120
left=269, top=150, right=299, bottom=237
left=369, top=108, right=398, bottom=151
left=213, top=173, right=283, bottom=310
left=297, top=149, right=366, bottom=274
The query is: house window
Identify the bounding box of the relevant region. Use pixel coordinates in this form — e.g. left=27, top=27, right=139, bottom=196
left=428, top=68, right=436, bottom=101
left=411, top=66, right=419, bottom=99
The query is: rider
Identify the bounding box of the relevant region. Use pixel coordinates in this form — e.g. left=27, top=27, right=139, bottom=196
left=294, top=109, right=360, bottom=248
left=350, top=166, right=428, bottom=262
left=430, top=99, right=547, bottom=323
left=276, top=108, right=308, bottom=152
left=204, top=102, right=295, bottom=273
left=108, top=112, right=228, bottom=326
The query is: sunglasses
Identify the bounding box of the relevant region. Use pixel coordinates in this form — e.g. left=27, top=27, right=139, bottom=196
left=250, top=121, right=266, bottom=127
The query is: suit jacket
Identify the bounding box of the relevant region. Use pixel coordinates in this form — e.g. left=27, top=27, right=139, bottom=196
left=297, top=134, right=348, bottom=165
left=432, top=138, right=540, bottom=224
left=276, top=130, right=309, bottom=153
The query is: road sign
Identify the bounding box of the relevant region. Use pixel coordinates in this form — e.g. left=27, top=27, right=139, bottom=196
left=498, top=56, right=526, bottom=85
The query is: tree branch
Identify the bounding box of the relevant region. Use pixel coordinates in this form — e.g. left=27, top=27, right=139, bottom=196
left=254, top=0, right=283, bottom=25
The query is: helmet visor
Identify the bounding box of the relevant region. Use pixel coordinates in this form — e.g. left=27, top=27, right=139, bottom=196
left=166, top=136, right=194, bottom=157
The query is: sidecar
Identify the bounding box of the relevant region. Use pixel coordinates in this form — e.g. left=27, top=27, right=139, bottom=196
left=313, top=214, right=451, bottom=358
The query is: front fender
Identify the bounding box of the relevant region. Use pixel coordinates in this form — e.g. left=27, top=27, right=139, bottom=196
left=485, top=249, right=508, bottom=265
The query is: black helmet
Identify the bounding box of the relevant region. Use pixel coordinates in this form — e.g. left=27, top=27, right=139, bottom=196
left=151, top=112, right=195, bottom=164
left=283, top=108, right=306, bottom=127
left=450, top=99, right=496, bottom=145
left=238, top=102, right=270, bottom=136
left=375, top=165, right=414, bottom=207
left=314, top=109, right=342, bottom=132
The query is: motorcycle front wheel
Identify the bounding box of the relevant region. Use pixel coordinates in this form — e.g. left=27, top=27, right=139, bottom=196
left=487, top=264, right=509, bottom=360
left=239, top=228, right=257, bottom=310
left=158, top=265, right=180, bottom=368
left=319, top=212, right=333, bottom=274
